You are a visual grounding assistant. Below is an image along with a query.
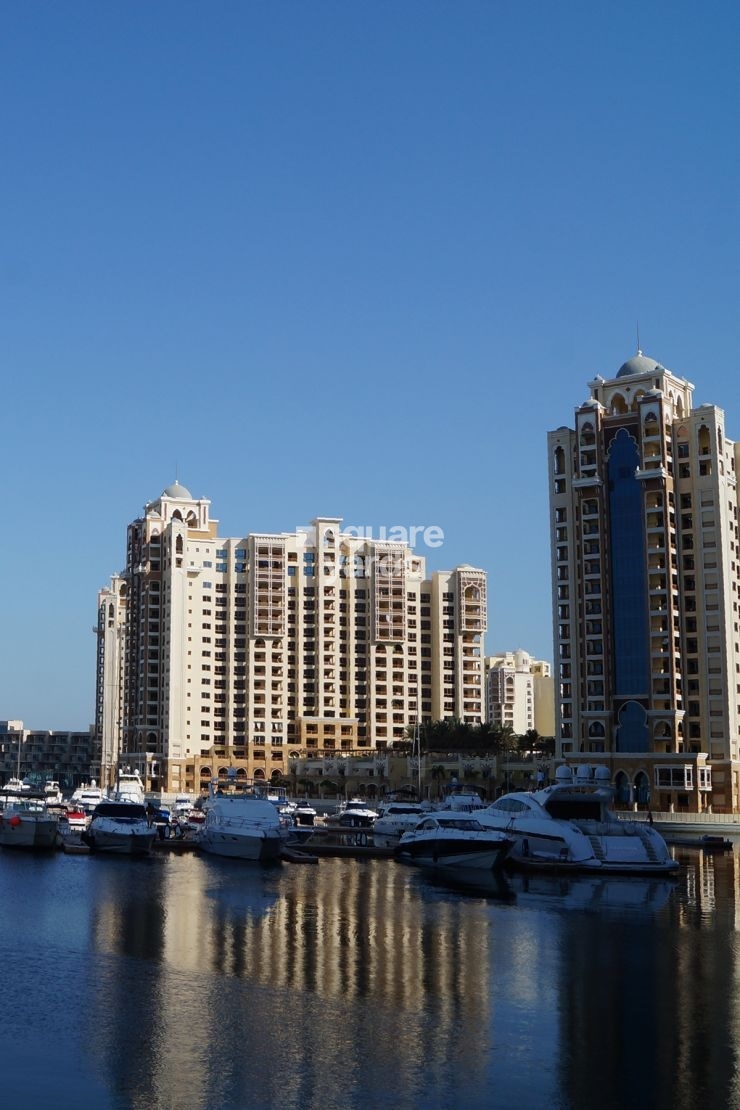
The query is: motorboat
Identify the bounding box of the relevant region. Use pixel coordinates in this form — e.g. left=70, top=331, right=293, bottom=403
left=71, top=783, right=107, bottom=814
left=0, top=778, right=38, bottom=809
left=0, top=797, right=59, bottom=850
left=81, top=802, right=157, bottom=855
left=43, top=781, right=64, bottom=808
left=293, top=801, right=318, bottom=828
left=173, top=794, right=195, bottom=818
left=62, top=805, right=89, bottom=835
left=2, top=777, right=31, bottom=796
left=196, top=781, right=287, bottom=862
left=476, top=765, right=679, bottom=875
left=372, top=801, right=429, bottom=846
left=330, top=798, right=377, bottom=829
left=395, top=812, right=512, bottom=872
left=114, top=770, right=146, bottom=805
left=436, top=787, right=488, bottom=814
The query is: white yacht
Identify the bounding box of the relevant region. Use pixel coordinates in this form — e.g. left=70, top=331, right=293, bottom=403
left=331, top=798, right=377, bottom=829
left=0, top=797, right=59, bottom=850
left=372, top=801, right=429, bottom=846
left=114, top=770, right=146, bottom=805
left=476, top=765, right=678, bottom=875
left=396, top=812, right=512, bottom=872
left=197, top=781, right=286, bottom=862
left=82, top=801, right=157, bottom=855
left=43, top=781, right=64, bottom=807
left=71, top=783, right=107, bottom=814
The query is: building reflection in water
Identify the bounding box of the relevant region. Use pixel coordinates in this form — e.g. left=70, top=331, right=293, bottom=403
left=75, top=849, right=740, bottom=1109
left=81, top=857, right=501, bottom=1108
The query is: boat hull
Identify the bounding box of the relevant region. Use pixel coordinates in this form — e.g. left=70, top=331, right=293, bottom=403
left=83, top=829, right=157, bottom=855
left=0, top=816, right=58, bottom=850
left=197, top=830, right=283, bottom=862
left=396, top=835, right=511, bottom=872
left=81, top=802, right=157, bottom=855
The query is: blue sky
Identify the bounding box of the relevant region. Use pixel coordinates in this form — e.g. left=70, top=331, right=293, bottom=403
left=3, top=1, right=740, bottom=730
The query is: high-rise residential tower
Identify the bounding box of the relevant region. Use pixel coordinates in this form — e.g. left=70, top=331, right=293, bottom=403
left=95, top=483, right=487, bottom=795
left=548, top=351, right=740, bottom=813
left=485, top=650, right=555, bottom=738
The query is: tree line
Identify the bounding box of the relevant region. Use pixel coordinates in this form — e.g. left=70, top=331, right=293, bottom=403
left=401, top=719, right=555, bottom=759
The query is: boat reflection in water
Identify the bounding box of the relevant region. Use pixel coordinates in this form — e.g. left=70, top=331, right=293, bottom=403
left=411, top=864, right=676, bottom=914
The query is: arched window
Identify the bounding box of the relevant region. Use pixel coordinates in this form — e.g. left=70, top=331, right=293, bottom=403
left=610, top=393, right=628, bottom=415
left=616, top=701, right=649, bottom=753
left=553, top=446, right=566, bottom=475
left=579, top=421, right=595, bottom=446
left=634, top=770, right=650, bottom=805
left=698, top=425, right=711, bottom=454
left=614, top=770, right=630, bottom=805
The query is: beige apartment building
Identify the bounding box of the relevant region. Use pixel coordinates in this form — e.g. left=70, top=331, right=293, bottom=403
left=95, top=483, right=487, bottom=795
left=548, top=351, right=740, bottom=813
left=485, top=650, right=555, bottom=738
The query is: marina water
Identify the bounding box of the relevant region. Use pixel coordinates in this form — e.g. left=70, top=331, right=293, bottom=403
left=1, top=845, right=739, bottom=1110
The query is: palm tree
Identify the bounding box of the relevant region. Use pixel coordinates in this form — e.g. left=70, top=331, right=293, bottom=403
left=430, top=764, right=447, bottom=800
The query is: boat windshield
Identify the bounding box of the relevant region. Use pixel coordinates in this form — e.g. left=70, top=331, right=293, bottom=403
left=545, top=797, right=604, bottom=821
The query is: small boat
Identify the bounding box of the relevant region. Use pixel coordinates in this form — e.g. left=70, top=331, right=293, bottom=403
left=62, top=805, right=89, bottom=834
left=396, top=813, right=512, bottom=872
left=668, top=834, right=734, bottom=852
left=43, top=781, right=64, bottom=808
left=197, top=779, right=287, bottom=862
left=328, top=798, right=377, bottom=829
left=82, top=802, right=157, bottom=855
left=293, top=801, right=318, bottom=828
left=699, top=835, right=733, bottom=852
left=173, top=794, right=195, bottom=818
left=0, top=798, right=59, bottom=850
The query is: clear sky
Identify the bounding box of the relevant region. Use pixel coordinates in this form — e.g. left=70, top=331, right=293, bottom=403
left=3, top=1, right=740, bottom=730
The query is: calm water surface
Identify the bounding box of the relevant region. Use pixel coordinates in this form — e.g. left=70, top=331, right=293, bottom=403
left=1, top=845, right=739, bottom=1110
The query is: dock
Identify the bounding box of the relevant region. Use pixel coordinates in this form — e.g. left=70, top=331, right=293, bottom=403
left=287, top=827, right=395, bottom=859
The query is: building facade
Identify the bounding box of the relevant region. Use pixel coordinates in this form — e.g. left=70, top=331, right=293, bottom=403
left=0, top=720, right=99, bottom=788
left=485, top=650, right=555, bottom=738
left=95, top=484, right=487, bottom=795
left=548, top=350, right=740, bottom=812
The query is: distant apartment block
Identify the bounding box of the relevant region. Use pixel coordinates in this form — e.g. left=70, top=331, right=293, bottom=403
left=95, top=483, right=487, bottom=795
left=0, top=719, right=99, bottom=788
left=484, top=651, right=555, bottom=737
left=548, top=350, right=740, bottom=813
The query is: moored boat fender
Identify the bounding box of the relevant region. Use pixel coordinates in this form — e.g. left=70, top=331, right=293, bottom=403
left=9, top=815, right=21, bottom=828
